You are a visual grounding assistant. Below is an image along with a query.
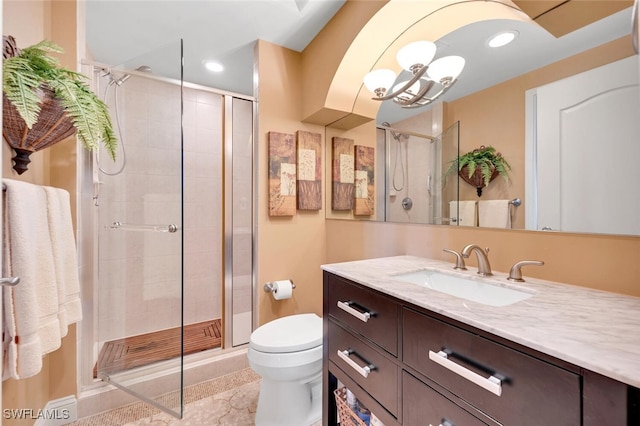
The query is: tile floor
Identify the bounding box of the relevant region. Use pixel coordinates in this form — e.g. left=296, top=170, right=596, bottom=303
left=70, top=368, right=323, bottom=426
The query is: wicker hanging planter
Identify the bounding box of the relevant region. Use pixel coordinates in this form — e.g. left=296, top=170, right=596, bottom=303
left=2, top=35, right=117, bottom=174
left=2, top=88, right=77, bottom=174
left=459, top=164, right=499, bottom=197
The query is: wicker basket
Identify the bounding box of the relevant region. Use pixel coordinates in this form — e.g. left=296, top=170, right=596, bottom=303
left=2, top=35, right=77, bottom=174
left=459, top=165, right=499, bottom=197
left=334, top=387, right=368, bottom=426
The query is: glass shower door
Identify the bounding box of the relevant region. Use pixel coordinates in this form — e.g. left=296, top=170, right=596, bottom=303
left=94, top=39, right=185, bottom=418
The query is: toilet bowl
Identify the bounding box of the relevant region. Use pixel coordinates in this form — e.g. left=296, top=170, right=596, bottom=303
left=248, top=313, right=323, bottom=426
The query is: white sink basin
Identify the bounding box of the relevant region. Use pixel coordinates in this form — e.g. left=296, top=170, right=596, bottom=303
left=392, top=269, right=534, bottom=307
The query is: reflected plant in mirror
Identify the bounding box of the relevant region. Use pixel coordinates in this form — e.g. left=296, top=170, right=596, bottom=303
left=446, top=145, right=511, bottom=197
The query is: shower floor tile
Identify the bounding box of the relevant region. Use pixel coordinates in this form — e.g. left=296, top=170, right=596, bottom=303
left=94, top=319, right=222, bottom=377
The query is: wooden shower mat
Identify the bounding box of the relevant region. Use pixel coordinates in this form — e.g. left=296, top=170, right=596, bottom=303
left=94, top=319, right=222, bottom=378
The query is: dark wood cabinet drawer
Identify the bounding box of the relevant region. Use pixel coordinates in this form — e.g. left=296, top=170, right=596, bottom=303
left=403, top=371, right=489, bottom=426
left=327, top=273, right=398, bottom=355
left=402, top=307, right=580, bottom=426
left=329, top=320, right=399, bottom=416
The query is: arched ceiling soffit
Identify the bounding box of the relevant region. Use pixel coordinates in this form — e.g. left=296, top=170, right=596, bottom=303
left=327, top=0, right=533, bottom=122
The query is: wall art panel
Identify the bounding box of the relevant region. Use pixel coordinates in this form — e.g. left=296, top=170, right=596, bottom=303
left=331, top=137, right=354, bottom=210
left=268, top=131, right=296, bottom=216
left=296, top=130, right=322, bottom=210
left=354, top=145, right=375, bottom=216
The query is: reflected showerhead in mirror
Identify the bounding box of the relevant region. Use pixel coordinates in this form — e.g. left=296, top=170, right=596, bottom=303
left=382, top=122, right=409, bottom=141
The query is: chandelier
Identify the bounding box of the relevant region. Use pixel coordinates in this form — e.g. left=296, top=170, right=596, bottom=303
left=363, top=40, right=465, bottom=109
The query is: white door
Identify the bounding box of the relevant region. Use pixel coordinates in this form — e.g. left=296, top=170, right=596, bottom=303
left=527, top=55, right=640, bottom=235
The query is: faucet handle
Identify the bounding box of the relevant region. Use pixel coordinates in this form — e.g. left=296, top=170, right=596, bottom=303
left=508, top=260, right=544, bottom=282
left=443, top=248, right=467, bottom=270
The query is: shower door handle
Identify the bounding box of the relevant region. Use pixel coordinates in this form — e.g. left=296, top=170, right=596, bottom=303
left=0, top=276, right=20, bottom=286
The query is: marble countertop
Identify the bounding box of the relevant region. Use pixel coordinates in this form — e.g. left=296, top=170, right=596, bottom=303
left=322, top=255, right=640, bottom=388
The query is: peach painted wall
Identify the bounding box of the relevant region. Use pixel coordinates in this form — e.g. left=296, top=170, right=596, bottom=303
left=2, top=0, right=79, bottom=422
left=256, top=40, right=328, bottom=325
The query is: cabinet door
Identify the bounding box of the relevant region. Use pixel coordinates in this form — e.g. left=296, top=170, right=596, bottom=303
left=403, top=371, right=488, bottom=426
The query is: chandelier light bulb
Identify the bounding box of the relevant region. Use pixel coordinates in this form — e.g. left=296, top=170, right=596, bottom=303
left=363, top=68, right=397, bottom=97
left=396, top=40, right=436, bottom=73
left=427, top=56, right=465, bottom=83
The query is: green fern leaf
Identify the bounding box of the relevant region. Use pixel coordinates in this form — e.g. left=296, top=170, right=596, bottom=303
left=3, top=57, right=44, bottom=128
left=480, top=162, right=491, bottom=186
left=48, top=77, right=101, bottom=150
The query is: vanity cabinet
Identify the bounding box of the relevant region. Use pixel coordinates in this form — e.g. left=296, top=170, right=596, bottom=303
left=323, top=270, right=639, bottom=426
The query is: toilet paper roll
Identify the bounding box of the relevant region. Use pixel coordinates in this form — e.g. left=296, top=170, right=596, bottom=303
left=272, top=279, right=294, bottom=300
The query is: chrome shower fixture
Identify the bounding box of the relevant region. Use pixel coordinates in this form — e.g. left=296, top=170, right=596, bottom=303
left=382, top=122, right=409, bottom=141
left=113, top=74, right=131, bottom=86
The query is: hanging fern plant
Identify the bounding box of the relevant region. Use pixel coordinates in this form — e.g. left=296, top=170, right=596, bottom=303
left=2, top=36, right=116, bottom=173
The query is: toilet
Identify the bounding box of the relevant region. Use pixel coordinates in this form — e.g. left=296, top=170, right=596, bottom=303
left=248, top=313, right=323, bottom=426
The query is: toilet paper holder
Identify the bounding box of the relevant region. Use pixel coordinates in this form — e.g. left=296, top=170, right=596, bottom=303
left=264, top=280, right=296, bottom=293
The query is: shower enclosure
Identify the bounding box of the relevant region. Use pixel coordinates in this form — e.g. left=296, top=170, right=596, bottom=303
left=78, top=40, right=255, bottom=418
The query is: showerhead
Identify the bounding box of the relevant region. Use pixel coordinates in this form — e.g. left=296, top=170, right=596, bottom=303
left=113, top=74, right=131, bottom=86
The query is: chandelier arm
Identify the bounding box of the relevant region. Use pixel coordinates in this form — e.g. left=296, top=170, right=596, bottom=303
left=373, top=66, right=428, bottom=101
left=400, top=79, right=458, bottom=108
left=393, top=80, right=435, bottom=106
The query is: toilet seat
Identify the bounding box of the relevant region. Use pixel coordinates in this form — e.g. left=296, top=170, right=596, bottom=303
left=250, top=313, right=322, bottom=353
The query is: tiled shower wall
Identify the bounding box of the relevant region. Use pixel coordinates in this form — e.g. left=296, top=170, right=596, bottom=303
left=96, top=75, right=223, bottom=343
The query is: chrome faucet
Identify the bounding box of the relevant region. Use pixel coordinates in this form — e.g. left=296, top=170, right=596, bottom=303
left=461, top=244, right=492, bottom=276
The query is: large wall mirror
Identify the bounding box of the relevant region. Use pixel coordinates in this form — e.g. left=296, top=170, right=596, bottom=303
left=326, top=3, right=638, bottom=237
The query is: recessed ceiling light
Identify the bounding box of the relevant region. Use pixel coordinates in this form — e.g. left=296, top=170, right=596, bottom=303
left=487, top=30, right=519, bottom=48
left=203, top=60, right=224, bottom=72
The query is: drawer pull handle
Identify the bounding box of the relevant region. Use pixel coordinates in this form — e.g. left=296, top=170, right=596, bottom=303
left=337, top=349, right=375, bottom=378
left=430, top=421, right=454, bottom=426
left=337, top=301, right=371, bottom=322
left=428, top=350, right=502, bottom=396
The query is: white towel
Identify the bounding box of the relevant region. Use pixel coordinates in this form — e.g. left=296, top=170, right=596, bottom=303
left=449, top=200, right=477, bottom=227
left=44, top=186, right=82, bottom=338
left=478, top=199, right=512, bottom=228
left=3, top=179, right=61, bottom=380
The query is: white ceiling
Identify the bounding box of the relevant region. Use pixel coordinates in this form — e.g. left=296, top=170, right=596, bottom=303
left=85, top=0, right=346, bottom=94
left=85, top=1, right=634, bottom=125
